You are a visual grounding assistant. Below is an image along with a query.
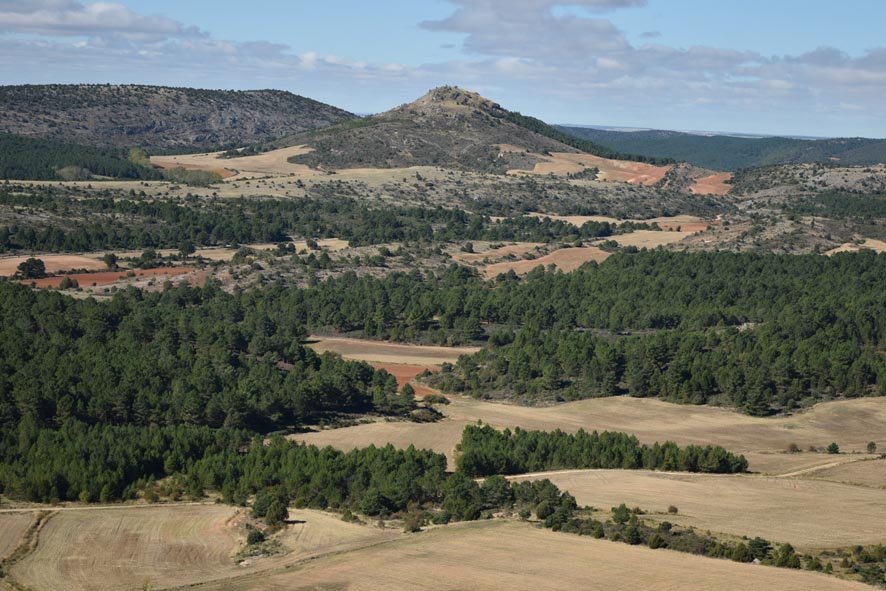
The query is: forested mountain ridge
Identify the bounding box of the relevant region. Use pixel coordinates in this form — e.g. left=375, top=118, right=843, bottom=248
left=280, top=86, right=670, bottom=173
left=0, top=84, right=356, bottom=150
left=558, top=125, right=886, bottom=171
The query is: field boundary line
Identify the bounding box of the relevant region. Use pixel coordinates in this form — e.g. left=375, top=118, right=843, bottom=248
left=0, top=510, right=55, bottom=591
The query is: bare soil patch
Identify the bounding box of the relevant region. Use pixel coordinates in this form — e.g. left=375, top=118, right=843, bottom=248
left=0, top=255, right=105, bottom=277
left=481, top=246, right=610, bottom=278
left=371, top=363, right=439, bottom=396
left=505, top=149, right=672, bottom=186
left=306, top=336, right=479, bottom=366
left=190, top=520, right=870, bottom=591
left=26, top=266, right=197, bottom=288
left=507, top=469, right=886, bottom=548
left=690, top=172, right=733, bottom=195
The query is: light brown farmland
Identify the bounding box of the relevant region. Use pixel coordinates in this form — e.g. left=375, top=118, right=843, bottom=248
left=0, top=255, right=105, bottom=277
left=507, top=469, right=886, bottom=548
left=8, top=505, right=396, bottom=591
left=506, top=149, right=672, bottom=185
left=602, top=229, right=694, bottom=248
left=807, top=458, right=886, bottom=488
left=307, top=336, right=479, bottom=366
left=481, top=246, right=610, bottom=277
left=188, top=520, right=870, bottom=591
left=0, top=513, right=33, bottom=561
left=151, top=145, right=320, bottom=180
left=10, top=505, right=240, bottom=591
left=293, top=393, right=886, bottom=473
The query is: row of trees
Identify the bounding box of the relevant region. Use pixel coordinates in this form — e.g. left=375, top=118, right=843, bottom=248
left=455, top=424, right=748, bottom=477
left=0, top=185, right=642, bottom=253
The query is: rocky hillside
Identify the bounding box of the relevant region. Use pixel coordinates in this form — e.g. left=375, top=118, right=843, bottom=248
left=0, top=84, right=355, bottom=150
left=282, top=86, right=664, bottom=173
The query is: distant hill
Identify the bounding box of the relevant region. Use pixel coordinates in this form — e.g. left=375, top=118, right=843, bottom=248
left=0, top=84, right=355, bottom=150
left=280, top=86, right=670, bottom=173
left=557, top=126, right=886, bottom=171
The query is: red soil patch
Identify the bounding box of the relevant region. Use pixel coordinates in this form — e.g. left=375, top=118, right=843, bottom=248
left=371, top=363, right=440, bottom=397
left=690, top=172, right=733, bottom=195
left=152, top=161, right=236, bottom=179
left=28, top=267, right=198, bottom=288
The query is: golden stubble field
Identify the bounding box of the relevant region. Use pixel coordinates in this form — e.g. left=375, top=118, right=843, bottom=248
left=5, top=505, right=398, bottom=591
left=293, top=394, right=886, bottom=472
left=188, top=520, right=870, bottom=591
left=507, top=469, right=886, bottom=548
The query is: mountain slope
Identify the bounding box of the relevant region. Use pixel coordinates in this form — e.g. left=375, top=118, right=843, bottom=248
left=0, top=84, right=355, bottom=150
left=282, top=86, right=668, bottom=173
left=558, top=126, right=886, bottom=171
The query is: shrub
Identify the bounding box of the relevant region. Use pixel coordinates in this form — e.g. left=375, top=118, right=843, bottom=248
left=827, top=442, right=840, bottom=455
left=246, top=528, right=265, bottom=545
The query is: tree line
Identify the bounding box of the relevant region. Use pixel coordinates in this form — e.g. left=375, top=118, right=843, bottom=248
left=456, top=424, right=747, bottom=477
left=0, top=185, right=645, bottom=253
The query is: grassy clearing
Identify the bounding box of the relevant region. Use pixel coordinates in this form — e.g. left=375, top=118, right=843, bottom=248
left=188, top=520, right=871, bottom=591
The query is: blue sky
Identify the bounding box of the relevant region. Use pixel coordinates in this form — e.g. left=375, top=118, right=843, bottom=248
left=1, top=0, right=885, bottom=137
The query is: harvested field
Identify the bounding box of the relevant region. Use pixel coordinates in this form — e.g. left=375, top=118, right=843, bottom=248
left=826, top=239, right=886, bottom=255
left=528, top=212, right=623, bottom=225
left=10, top=505, right=240, bottom=591
left=807, top=458, right=886, bottom=488
left=481, top=246, right=610, bottom=277
left=0, top=513, right=33, bottom=561
left=603, top=229, right=694, bottom=248
left=371, top=363, right=439, bottom=396
left=306, top=336, right=479, bottom=366
left=151, top=146, right=320, bottom=181
left=690, top=172, right=733, bottom=195
left=293, top=395, right=886, bottom=474
left=0, top=255, right=105, bottom=277
left=742, top=452, right=879, bottom=477
left=507, top=469, right=886, bottom=548
left=8, top=505, right=397, bottom=591
left=189, top=520, right=869, bottom=591
left=27, top=266, right=197, bottom=288
left=451, top=242, right=543, bottom=264
left=275, top=508, right=398, bottom=562
left=505, top=149, right=672, bottom=186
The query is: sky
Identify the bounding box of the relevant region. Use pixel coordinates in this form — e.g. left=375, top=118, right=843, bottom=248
left=1, top=1, right=885, bottom=137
